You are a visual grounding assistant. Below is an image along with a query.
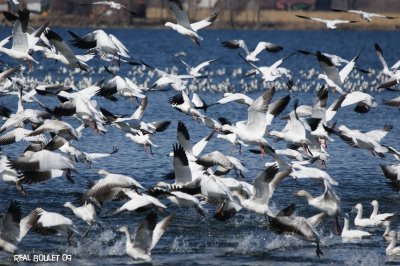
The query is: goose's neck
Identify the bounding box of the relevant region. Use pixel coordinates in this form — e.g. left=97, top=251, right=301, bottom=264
left=356, top=206, right=363, bottom=219
left=389, top=236, right=397, bottom=250
left=302, top=191, right=314, bottom=202
left=124, top=230, right=132, bottom=247
left=343, top=217, right=349, bottom=231
left=371, top=204, right=378, bottom=217
left=384, top=223, right=391, bottom=236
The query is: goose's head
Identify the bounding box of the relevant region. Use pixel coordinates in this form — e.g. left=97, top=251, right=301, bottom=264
left=98, top=169, right=110, bottom=176
left=388, top=230, right=397, bottom=238
left=371, top=200, right=378, bottom=207
left=165, top=22, right=175, bottom=29
left=116, top=226, right=129, bottom=233
left=353, top=203, right=362, bottom=212
left=294, top=190, right=308, bottom=197
left=64, top=202, right=73, bottom=209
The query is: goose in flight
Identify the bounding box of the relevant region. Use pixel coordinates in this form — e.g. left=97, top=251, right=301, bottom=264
left=221, top=39, right=283, bottom=62
left=374, top=43, right=399, bottom=78
left=0, top=201, right=40, bottom=253
left=79, top=1, right=137, bottom=15
left=295, top=180, right=341, bottom=233
left=43, top=29, right=92, bottom=72
left=240, top=52, right=296, bottom=82
left=84, top=169, right=144, bottom=204
left=331, top=9, right=397, bottom=22
left=180, top=58, right=217, bottom=78
left=380, top=164, right=400, bottom=191
left=296, top=15, right=358, bottom=29
left=31, top=208, right=78, bottom=245
left=116, top=212, right=174, bottom=262
left=69, top=29, right=130, bottom=63
left=268, top=204, right=324, bottom=258
left=221, top=87, right=276, bottom=155
left=0, top=9, right=47, bottom=67
left=165, top=0, right=218, bottom=45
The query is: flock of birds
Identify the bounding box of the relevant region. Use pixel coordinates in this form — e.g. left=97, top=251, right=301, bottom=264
left=0, top=0, right=399, bottom=263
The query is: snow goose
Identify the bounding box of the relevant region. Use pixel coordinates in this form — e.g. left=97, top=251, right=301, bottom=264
left=369, top=200, right=394, bottom=221
left=0, top=9, right=46, bottom=67
left=9, top=149, right=76, bottom=184
left=234, top=162, right=289, bottom=216
left=116, top=212, right=174, bottom=262
left=0, top=127, right=46, bottom=146
left=44, top=135, right=118, bottom=164
left=27, top=119, right=79, bottom=140
left=353, top=203, right=384, bottom=227
left=191, top=92, right=211, bottom=113
left=96, top=66, right=146, bottom=100
left=85, top=169, right=144, bottom=204
left=64, top=198, right=100, bottom=236
left=212, top=92, right=254, bottom=106
left=0, top=155, right=25, bottom=194
left=374, top=43, right=398, bottom=78
left=221, top=39, right=283, bottom=62
left=295, top=180, right=341, bottom=233
left=340, top=91, right=377, bottom=113
left=331, top=9, right=397, bottom=22
left=295, top=15, right=358, bottom=29
left=111, top=190, right=167, bottom=216
left=31, top=208, right=78, bottom=245
left=332, top=124, right=391, bottom=157
left=221, top=87, right=275, bottom=154
left=180, top=58, right=217, bottom=78
left=383, top=221, right=400, bottom=242
left=290, top=161, right=338, bottom=186
left=79, top=1, right=137, bottom=15
left=316, top=51, right=345, bottom=94
left=270, top=101, right=312, bottom=154
left=378, top=71, right=400, bottom=89
left=149, top=187, right=206, bottom=216
left=44, top=29, right=91, bottom=72
left=341, top=213, right=371, bottom=239
left=386, top=231, right=400, bottom=256
left=196, top=151, right=246, bottom=178
left=240, top=52, right=296, bottom=82
left=165, top=0, right=218, bottom=45
left=169, top=90, right=202, bottom=119
left=0, top=201, right=40, bottom=253
left=380, top=164, right=400, bottom=191
left=125, top=131, right=158, bottom=155
left=268, top=204, right=324, bottom=258
left=69, top=29, right=130, bottom=63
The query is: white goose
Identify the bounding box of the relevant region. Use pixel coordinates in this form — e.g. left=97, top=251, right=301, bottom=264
left=117, top=212, right=174, bottom=262
left=0, top=201, right=40, bottom=253
left=221, top=87, right=275, bottom=154
left=369, top=200, right=394, bottom=221
left=341, top=213, right=371, bottom=239
left=44, top=29, right=92, bottom=71
left=295, top=15, right=358, bottom=29
left=221, top=39, right=283, bottom=62
left=32, top=208, right=78, bottom=245
left=69, top=29, right=130, bottom=62
left=165, top=0, right=218, bottom=45
left=386, top=231, right=400, bottom=256
left=64, top=199, right=100, bottom=236
left=353, top=203, right=384, bottom=227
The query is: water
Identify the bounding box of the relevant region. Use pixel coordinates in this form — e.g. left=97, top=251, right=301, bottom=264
left=0, top=28, right=400, bottom=265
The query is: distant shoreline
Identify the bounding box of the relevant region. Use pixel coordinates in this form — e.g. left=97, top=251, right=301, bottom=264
left=2, top=11, right=399, bottom=31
